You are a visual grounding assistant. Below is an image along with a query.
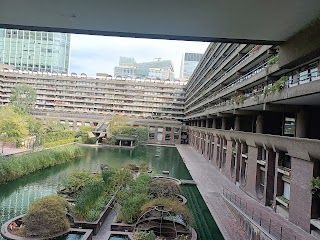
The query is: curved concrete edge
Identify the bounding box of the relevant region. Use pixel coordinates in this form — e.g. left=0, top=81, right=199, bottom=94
left=1, top=215, right=93, bottom=240
left=153, top=175, right=182, bottom=185
left=175, top=194, right=188, bottom=205
left=1, top=214, right=69, bottom=240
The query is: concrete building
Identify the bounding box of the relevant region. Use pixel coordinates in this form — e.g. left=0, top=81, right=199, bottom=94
left=0, top=69, right=185, bottom=144
left=0, top=29, right=70, bottom=73
left=114, top=57, right=174, bottom=81
left=179, top=52, right=203, bottom=80
left=185, top=35, right=320, bottom=237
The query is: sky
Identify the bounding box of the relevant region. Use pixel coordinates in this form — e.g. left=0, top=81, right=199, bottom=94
left=69, top=34, right=209, bottom=78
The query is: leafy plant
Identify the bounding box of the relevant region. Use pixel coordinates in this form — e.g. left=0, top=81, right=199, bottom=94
left=149, top=178, right=181, bottom=198
left=267, top=55, right=279, bottom=66
left=140, top=197, right=192, bottom=225
left=230, top=95, right=245, bottom=105
left=24, top=195, right=70, bottom=237
left=311, top=176, right=320, bottom=194
left=64, top=171, right=103, bottom=195
left=271, top=76, right=288, bottom=93
left=132, top=231, right=157, bottom=240
left=9, top=84, right=37, bottom=113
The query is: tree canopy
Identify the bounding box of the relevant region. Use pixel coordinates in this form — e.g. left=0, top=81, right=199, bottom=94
left=9, top=84, right=36, bottom=113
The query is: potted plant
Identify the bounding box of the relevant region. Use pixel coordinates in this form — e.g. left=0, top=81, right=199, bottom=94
left=311, top=176, right=320, bottom=197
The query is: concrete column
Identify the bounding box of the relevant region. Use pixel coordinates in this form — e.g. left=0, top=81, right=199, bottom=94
left=234, top=116, right=241, bottom=131
left=130, top=141, right=133, bottom=147
left=119, top=140, right=122, bottom=147
left=256, top=114, right=264, bottom=133
left=296, top=110, right=309, bottom=138
left=206, top=118, right=209, bottom=128
left=212, top=118, right=216, bottom=129
left=221, top=118, right=226, bottom=130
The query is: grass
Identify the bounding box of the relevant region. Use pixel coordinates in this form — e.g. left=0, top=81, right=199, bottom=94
left=0, top=145, right=82, bottom=184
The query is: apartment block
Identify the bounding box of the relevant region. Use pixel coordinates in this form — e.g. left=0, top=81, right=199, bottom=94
left=185, top=42, right=320, bottom=237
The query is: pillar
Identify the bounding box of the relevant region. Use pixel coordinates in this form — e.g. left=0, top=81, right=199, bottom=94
left=198, top=120, right=201, bottom=127
left=206, top=118, right=210, bottom=128
left=130, top=141, right=133, bottom=147
left=212, top=118, right=216, bottom=129
left=256, top=114, right=264, bottom=133
left=296, top=110, right=309, bottom=138
left=221, top=118, right=226, bottom=130
left=234, top=116, right=241, bottom=131
left=119, top=140, right=122, bottom=147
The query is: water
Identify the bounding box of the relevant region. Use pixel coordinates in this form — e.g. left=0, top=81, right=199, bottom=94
left=0, top=145, right=222, bottom=240
left=55, top=233, right=83, bottom=240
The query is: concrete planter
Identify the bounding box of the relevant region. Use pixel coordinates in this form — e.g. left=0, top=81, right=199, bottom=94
left=72, top=194, right=116, bottom=235
left=0, top=215, right=93, bottom=240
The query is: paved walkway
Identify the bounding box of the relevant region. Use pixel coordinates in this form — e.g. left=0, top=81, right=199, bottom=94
left=0, top=147, right=30, bottom=156
left=176, top=144, right=317, bottom=240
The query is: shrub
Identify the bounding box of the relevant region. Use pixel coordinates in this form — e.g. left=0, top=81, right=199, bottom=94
left=140, top=198, right=192, bottom=225
left=0, top=145, right=82, bottom=184
left=132, top=231, right=157, bottom=240
left=149, top=178, right=181, bottom=198
left=64, top=171, right=103, bottom=195
left=24, top=195, right=70, bottom=237
left=73, top=181, right=111, bottom=221
left=117, top=174, right=152, bottom=223
left=43, top=138, right=78, bottom=148
left=83, top=137, right=97, bottom=144
left=271, top=76, right=288, bottom=93
left=311, top=176, right=320, bottom=194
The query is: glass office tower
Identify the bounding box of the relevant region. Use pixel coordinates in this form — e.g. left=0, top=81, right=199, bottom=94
left=180, top=53, right=203, bottom=80
left=0, top=29, right=70, bottom=73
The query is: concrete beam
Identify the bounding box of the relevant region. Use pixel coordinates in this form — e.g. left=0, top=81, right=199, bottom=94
left=279, top=19, right=320, bottom=69
left=217, top=112, right=233, bottom=117
left=233, top=110, right=257, bottom=115
left=262, top=103, right=299, bottom=112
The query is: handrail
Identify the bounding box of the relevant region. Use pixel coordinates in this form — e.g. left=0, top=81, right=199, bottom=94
left=222, top=187, right=300, bottom=240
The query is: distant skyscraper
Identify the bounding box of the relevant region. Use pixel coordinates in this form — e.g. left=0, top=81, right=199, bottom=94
left=0, top=29, right=70, bottom=73
left=180, top=53, right=203, bottom=80
left=114, top=57, right=175, bottom=80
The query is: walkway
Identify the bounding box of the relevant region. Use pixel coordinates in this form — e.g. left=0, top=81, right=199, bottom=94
left=0, top=147, right=30, bottom=157
left=176, top=144, right=317, bottom=240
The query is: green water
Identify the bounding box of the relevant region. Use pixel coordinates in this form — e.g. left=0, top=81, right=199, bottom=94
left=0, top=145, right=222, bottom=240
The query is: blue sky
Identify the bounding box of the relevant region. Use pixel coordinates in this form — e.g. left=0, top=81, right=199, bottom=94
left=69, top=34, right=209, bottom=77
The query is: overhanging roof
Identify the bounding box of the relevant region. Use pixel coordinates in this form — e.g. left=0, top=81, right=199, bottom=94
left=0, top=0, right=319, bottom=44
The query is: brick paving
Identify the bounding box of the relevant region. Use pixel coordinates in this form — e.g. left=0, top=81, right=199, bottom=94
left=176, top=144, right=317, bottom=240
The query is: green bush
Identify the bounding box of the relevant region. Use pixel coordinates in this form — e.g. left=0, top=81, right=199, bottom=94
left=24, top=195, right=70, bottom=237
left=140, top=197, right=192, bottom=225
left=42, top=130, right=75, bottom=143
left=83, top=137, right=97, bottom=144
left=132, top=231, right=156, bottom=240
left=149, top=178, right=181, bottom=198
left=0, top=145, right=82, bottom=184
left=117, top=174, right=152, bottom=223
left=73, top=182, right=111, bottom=222
left=271, top=76, right=288, bottom=93
left=64, top=171, right=103, bottom=195
left=43, top=138, right=78, bottom=148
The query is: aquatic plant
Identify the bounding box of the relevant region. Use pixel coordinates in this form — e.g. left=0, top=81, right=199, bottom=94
left=0, top=145, right=82, bottom=184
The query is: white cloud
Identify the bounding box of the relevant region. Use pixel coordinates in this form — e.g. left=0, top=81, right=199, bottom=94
left=69, top=34, right=209, bottom=77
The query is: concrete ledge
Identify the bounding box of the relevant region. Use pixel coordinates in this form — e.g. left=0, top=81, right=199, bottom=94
left=189, top=126, right=320, bottom=161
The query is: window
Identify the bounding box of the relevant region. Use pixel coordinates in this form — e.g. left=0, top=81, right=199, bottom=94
left=283, top=182, right=290, bottom=200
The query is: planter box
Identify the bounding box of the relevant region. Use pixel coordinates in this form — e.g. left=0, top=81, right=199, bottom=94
left=73, top=194, right=116, bottom=235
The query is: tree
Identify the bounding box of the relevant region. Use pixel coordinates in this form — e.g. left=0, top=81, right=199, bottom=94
left=0, top=106, right=29, bottom=144
left=75, top=126, right=93, bottom=140
left=109, top=115, right=128, bottom=135
left=10, top=84, right=36, bottom=113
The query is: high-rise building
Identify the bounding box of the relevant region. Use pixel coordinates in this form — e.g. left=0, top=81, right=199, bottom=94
left=114, top=57, right=175, bottom=81
left=0, top=29, right=70, bottom=73
left=179, top=53, right=203, bottom=80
